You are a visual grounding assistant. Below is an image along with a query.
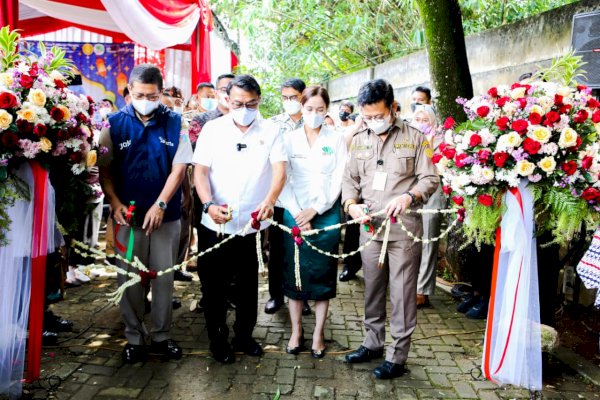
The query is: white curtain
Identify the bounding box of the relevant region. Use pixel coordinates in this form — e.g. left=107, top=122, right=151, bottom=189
left=164, top=48, right=192, bottom=101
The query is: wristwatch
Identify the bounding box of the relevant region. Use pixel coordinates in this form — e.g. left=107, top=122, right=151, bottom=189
left=156, top=200, right=167, bottom=211
left=343, top=199, right=358, bottom=214
left=203, top=201, right=215, bottom=214
left=404, top=191, right=417, bottom=205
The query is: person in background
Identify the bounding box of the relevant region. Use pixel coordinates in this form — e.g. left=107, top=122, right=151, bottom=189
left=337, top=100, right=355, bottom=129
left=412, top=104, right=444, bottom=308
left=278, top=86, right=346, bottom=358
left=342, top=79, right=438, bottom=379
left=324, top=115, right=335, bottom=128
left=98, top=99, right=115, bottom=120
left=266, top=78, right=311, bottom=316
left=123, top=87, right=131, bottom=105
left=99, top=64, right=192, bottom=363
left=163, top=86, right=185, bottom=115
left=193, top=74, right=286, bottom=364
left=191, top=82, right=217, bottom=113
left=410, top=86, right=432, bottom=113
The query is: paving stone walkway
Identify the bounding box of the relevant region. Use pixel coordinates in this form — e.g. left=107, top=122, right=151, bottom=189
left=14, top=269, right=600, bottom=400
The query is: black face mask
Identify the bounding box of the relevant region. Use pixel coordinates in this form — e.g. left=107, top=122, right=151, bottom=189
left=339, top=111, right=350, bottom=121
left=410, top=102, right=422, bottom=113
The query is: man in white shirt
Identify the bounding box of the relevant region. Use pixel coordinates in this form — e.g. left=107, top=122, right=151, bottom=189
left=193, top=75, right=287, bottom=364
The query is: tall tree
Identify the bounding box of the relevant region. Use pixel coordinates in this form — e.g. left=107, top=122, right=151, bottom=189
left=416, top=0, right=473, bottom=122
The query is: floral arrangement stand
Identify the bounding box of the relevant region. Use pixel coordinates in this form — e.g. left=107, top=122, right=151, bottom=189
left=432, top=54, right=600, bottom=391
left=0, top=26, right=103, bottom=396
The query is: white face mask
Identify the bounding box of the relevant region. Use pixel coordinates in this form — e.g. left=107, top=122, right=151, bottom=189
left=231, top=107, right=258, bottom=126
left=283, top=100, right=301, bottom=116
left=173, top=106, right=183, bottom=115
left=132, top=98, right=160, bottom=116
left=200, top=97, right=217, bottom=111
left=365, top=113, right=393, bottom=135
left=303, top=112, right=325, bottom=129
left=217, top=92, right=229, bottom=109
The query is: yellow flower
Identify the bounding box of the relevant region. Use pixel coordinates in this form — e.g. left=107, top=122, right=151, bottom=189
left=516, top=160, right=536, bottom=176
left=530, top=105, right=543, bottom=115
left=0, top=109, right=13, bottom=130
left=86, top=150, right=97, bottom=167
left=57, top=105, right=71, bottom=121
left=527, top=126, right=551, bottom=144
left=39, top=137, right=52, bottom=153
left=17, top=107, right=37, bottom=123
left=538, top=156, right=556, bottom=174
left=505, top=132, right=522, bottom=148
left=0, top=73, right=13, bottom=87
left=28, top=88, right=47, bottom=107
left=558, top=127, right=578, bottom=148
left=511, top=87, right=526, bottom=99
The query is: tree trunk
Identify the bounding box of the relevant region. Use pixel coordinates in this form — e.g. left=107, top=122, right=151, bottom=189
left=416, top=0, right=473, bottom=122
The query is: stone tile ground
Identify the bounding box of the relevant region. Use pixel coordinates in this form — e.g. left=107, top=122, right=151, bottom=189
left=12, top=270, right=600, bottom=400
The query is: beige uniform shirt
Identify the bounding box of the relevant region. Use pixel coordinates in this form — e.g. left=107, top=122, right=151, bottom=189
left=342, top=118, right=439, bottom=241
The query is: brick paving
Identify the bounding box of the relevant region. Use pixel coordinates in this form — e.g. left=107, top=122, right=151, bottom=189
left=13, top=269, right=600, bottom=400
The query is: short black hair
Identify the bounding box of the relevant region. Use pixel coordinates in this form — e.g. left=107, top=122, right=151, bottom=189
left=340, top=100, right=354, bottom=113
left=122, top=87, right=129, bottom=97
left=227, top=74, right=261, bottom=96
left=101, top=98, right=114, bottom=107
left=196, top=82, right=215, bottom=91
left=216, top=73, right=235, bottom=86
left=357, top=79, right=394, bottom=108
left=281, top=78, right=306, bottom=94
left=129, top=64, right=163, bottom=91
left=413, top=86, right=432, bottom=102
left=163, top=86, right=183, bottom=99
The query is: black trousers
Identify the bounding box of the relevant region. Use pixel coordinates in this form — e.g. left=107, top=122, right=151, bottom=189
left=267, top=207, right=285, bottom=302
left=342, top=221, right=362, bottom=274
left=198, top=225, right=259, bottom=343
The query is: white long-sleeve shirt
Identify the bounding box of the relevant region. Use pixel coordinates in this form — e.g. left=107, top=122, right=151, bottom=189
left=278, top=125, right=347, bottom=216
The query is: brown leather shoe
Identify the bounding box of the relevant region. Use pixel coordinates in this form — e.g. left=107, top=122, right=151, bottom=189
left=416, top=294, right=430, bottom=308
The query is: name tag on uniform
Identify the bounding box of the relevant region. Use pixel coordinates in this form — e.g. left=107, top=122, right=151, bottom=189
left=372, top=171, right=387, bottom=191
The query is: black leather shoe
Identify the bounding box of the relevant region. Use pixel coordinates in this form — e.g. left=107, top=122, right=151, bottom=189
left=285, top=330, right=305, bottom=355
left=45, top=312, right=73, bottom=332
left=172, top=298, right=182, bottom=310
left=345, top=346, right=384, bottom=363
left=457, top=294, right=480, bottom=314
left=339, top=268, right=357, bottom=282
left=302, top=301, right=311, bottom=316
left=373, top=361, right=406, bottom=379
left=264, top=298, right=283, bottom=314
left=42, top=330, right=58, bottom=346
left=174, top=270, right=193, bottom=282
left=311, top=348, right=326, bottom=359
left=232, top=337, right=263, bottom=357
left=122, top=343, right=147, bottom=364
left=210, top=341, right=235, bottom=364
left=150, top=339, right=182, bottom=360
left=465, top=298, right=488, bottom=320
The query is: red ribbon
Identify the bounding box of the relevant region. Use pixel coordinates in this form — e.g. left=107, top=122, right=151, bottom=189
left=139, top=270, right=158, bottom=287
left=114, top=202, right=136, bottom=253
left=291, top=226, right=303, bottom=246
left=26, top=161, right=50, bottom=383
left=250, top=211, right=261, bottom=230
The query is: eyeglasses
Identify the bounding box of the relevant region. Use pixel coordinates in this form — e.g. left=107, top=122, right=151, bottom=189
left=282, top=95, right=299, bottom=102
left=362, top=111, right=391, bottom=122
left=131, top=92, right=161, bottom=101
left=230, top=100, right=260, bottom=110
left=217, top=87, right=228, bottom=93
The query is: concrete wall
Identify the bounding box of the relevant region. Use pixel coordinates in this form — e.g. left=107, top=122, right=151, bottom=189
left=325, top=0, right=599, bottom=117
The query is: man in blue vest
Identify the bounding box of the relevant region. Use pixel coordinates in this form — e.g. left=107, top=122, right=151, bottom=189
left=99, top=64, right=192, bottom=364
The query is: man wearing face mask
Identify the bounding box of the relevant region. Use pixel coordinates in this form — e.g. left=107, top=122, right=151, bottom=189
left=266, top=78, right=311, bottom=316
left=98, top=64, right=193, bottom=364
left=193, top=74, right=287, bottom=364
left=196, top=82, right=218, bottom=113
left=191, top=74, right=235, bottom=137
left=337, top=100, right=355, bottom=130
left=342, top=79, right=438, bottom=379
left=410, top=85, right=432, bottom=113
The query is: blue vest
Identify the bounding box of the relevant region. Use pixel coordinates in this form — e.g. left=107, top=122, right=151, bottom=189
left=109, top=104, right=182, bottom=223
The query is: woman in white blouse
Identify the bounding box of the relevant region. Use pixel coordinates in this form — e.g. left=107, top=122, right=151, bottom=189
left=278, top=86, right=347, bottom=358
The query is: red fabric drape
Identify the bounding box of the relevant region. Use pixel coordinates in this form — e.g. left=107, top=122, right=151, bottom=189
left=191, top=15, right=212, bottom=91
left=231, top=51, right=238, bottom=71
left=20, top=16, right=130, bottom=42
left=139, top=0, right=200, bottom=25
left=48, top=0, right=105, bottom=10
left=0, top=0, right=19, bottom=29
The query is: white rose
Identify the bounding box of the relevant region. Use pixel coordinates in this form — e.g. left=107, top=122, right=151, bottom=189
left=527, top=126, right=552, bottom=144
left=511, top=87, right=526, bottom=99
left=557, top=86, right=572, bottom=97
left=538, top=156, right=557, bottom=174
left=558, top=127, right=578, bottom=148
left=516, top=160, right=536, bottom=176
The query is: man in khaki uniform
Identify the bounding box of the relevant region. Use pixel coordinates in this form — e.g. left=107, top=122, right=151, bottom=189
left=342, top=79, right=438, bottom=379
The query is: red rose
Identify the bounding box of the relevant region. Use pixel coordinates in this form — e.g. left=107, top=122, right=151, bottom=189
left=523, top=138, right=541, bottom=155
left=577, top=85, right=588, bottom=92
left=582, top=187, right=600, bottom=203
left=69, top=152, right=83, bottom=163
left=496, top=116, right=510, bottom=131
left=454, top=153, right=470, bottom=168
left=76, top=112, right=88, bottom=124
left=593, top=110, right=600, bottom=124
left=494, top=152, right=510, bottom=168
left=496, top=96, right=510, bottom=107
left=469, top=134, right=482, bottom=147
left=544, top=111, right=560, bottom=126
left=33, top=124, right=47, bottom=137
left=510, top=83, right=522, bottom=90
left=54, top=79, right=67, bottom=89
left=16, top=119, right=33, bottom=134
left=50, top=106, right=65, bottom=121
left=57, top=128, right=70, bottom=140
left=478, top=194, right=494, bottom=207
left=528, top=112, right=542, bottom=125
left=559, top=104, right=572, bottom=115
left=432, top=153, right=443, bottom=164
left=443, top=147, right=456, bottom=160
left=517, top=98, right=527, bottom=109
left=554, top=94, right=564, bottom=106
left=478, top=149, right=492, bottom=163
left=439, top=142, right=447, bottom=153
left=573, top=109, right=589, bottom=124
left=561, top=160, right=577, bottom=176
left=452, top=196, right=464, bottom=206
left=29, top=63, right=39, bottom=77
left=511, top=119, right=528, bottom=133
left=19, top=74, right=34, bottom=89
left=457, top=208, right=466, bottom=222
left=442, top=185, right=452, bottom=195
left=0, top=92, right=18, bottom=109
left=476, top=106, right=490, bottom=118
left=582, top=156, right=594, bottom=170
left=1, top=132, right=19, bottom=148
left=587, top=98, right=599, bottom=109
left=443, top=117, right=455, bottom=130
left=487, top=87, right=498, bottom=98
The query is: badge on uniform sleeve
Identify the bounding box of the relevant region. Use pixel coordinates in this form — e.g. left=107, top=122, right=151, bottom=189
left=372, top=171, right=387, bottom=191
left=422, top=140, right=434, bottom=158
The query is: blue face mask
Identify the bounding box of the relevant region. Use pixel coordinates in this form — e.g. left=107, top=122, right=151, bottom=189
left=200, top=97, right=218, bottom=111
